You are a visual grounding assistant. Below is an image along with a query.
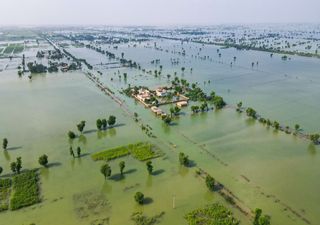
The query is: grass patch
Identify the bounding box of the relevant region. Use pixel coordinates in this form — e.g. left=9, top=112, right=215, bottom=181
left=184, top=203, right=240, bottom=225
left=10, top=170, right=41, bottom=210
left=91, top=146, right=130, bottom=161
left=129, top=142, right=161, bottom=161
left=0, top=178, right=12, bottom=212
left=91, top=142, right=162, bottom=162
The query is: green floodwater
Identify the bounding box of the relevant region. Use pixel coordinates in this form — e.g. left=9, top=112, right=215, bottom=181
left=0, top=38, right=319, bottom=225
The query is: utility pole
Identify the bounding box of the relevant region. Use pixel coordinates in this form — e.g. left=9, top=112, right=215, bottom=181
left=172, top=194, right=176, bottom=209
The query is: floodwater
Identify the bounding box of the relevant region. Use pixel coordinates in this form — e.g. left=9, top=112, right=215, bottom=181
left=0, top=38, right=319, bottom=225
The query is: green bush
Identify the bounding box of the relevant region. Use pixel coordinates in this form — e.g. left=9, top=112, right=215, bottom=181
left=185, top=203, right=240, bottom=225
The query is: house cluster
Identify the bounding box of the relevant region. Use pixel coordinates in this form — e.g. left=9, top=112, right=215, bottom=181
left=132, top=86, right=189, bottom=117
left=136, top=88, right=151, bottom=102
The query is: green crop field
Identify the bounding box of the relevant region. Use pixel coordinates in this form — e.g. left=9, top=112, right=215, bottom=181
left=91, top=142, right=162, bottom=162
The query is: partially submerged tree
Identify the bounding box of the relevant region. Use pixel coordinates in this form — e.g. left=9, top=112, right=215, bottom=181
left=146, top=161, right=153, bottom=174
left=10, top=162, right=17, bottom=174
left=134, top=192, right=144, bottom=204
left=101, top=119, right=107, bottom=130
left=68, top=131, right=76, bottom=139
left=77, top=147, right=81, bottom=158
left=246, top=107, right=257, bottom=118
left=205, top=175, right=215, bottom=191
left=38, top=154, right=48, bottom=167
left=162, top=115, right=172, bottom=125
left=70, top=147, right=75, bottom=158
left=96, top=119, right=102, bottom=130
left=179, top=152, right=189, bottom=166
left=100, top=163, right=111, bottom=179
left=16, top=157, right=22, bottom=174
left=119, top=161, right=125, bottom=175
left=2, top=138, right=8, bottom=150
left=77, top=121, right=86, bottom=133
left=108, top=115, right=116, bottom=126
left=213, top=96, right=225, bottom=109
left=310, top=134, right=320, bottom=144
left=253, top=208, right=271, bottom=225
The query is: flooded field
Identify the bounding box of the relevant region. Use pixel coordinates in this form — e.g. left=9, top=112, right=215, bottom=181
left=0, top=26, right=320, bottom=225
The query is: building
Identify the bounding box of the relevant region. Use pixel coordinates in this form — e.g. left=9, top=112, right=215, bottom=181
left=136, top=88, right=151, bottom=102
left=151, top=106, right=166, bottom=116
left=155, top=87, right=168, bottom=97
left=176, top=101, right=188, bottom=107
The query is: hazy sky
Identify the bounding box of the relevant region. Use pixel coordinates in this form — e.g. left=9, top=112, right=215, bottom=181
left=1, top=0, right=319, bottom=26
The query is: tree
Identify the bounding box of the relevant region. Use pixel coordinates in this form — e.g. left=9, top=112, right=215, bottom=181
left=205, top=175, right=215, bottom=191
left=170, top=107, right=175, bottom=117
left=237, top=101, right=242, bottom=110
left=179, top=152, right=189, bottom=166
left=16, top=157, right=22, bottom=174
left=38, top=154, right=48, bottom=167
left=10, top=162, right=17, bottom=173
left=3, top=138, right=8, bottom=150
left=210, top=91, right=215, bottom=99
left=266, top=119, right=272, bottom=126
left=163, top=115, right=172, bottom=125
left=191, top=105, right=199, bottom=113
left=294, top=124, right=300, bottom=131
left=119, top=161, right=125, bottom=175
left=68, top=131, right=76, bottom=139
left=310, top=134, right=320, bottom=144
left=96, top=119, right=102, bottom=130
left=213, top=96, right=225, bottom=109
left=77, top=147, right=81, bottom=158
left=146, top=161, right=153, bottom=174
left=273, top=121, right=280, bottom=130
left=254, top=208, right=262, bottom=225
left=174, top=106, right=181, bottom=115
left=101, top=119, right=107, bottom=130
left=0, top=166, right=3, bottom=176
left=108, top=115, right=116, bottom=126
left=70, top=147, right=75, bottom=158
left=181, top=67, right=185, bottom=72
left=77, top=121, right=86, bottom=133
left=200, top=102, right=208, bottom=111
left=134, top=192, right=144, bottom=204
left=246, top=107, right=257, bottom=118
left=100, top=163, right=111, bottom=179
left=254, top=208, right=271, bottom=225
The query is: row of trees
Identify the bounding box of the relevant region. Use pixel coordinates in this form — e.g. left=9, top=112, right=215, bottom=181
left=68, top=116, right=117, bottom=139
left=69, top=146, right=82, bottom=158
left=96, top=115, right=116, bottom=130
left=241, top=103, right=319, bottom=144
left=0, top=155, right=49, bottom=177
left=100, top=161, right=126, bottom=179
